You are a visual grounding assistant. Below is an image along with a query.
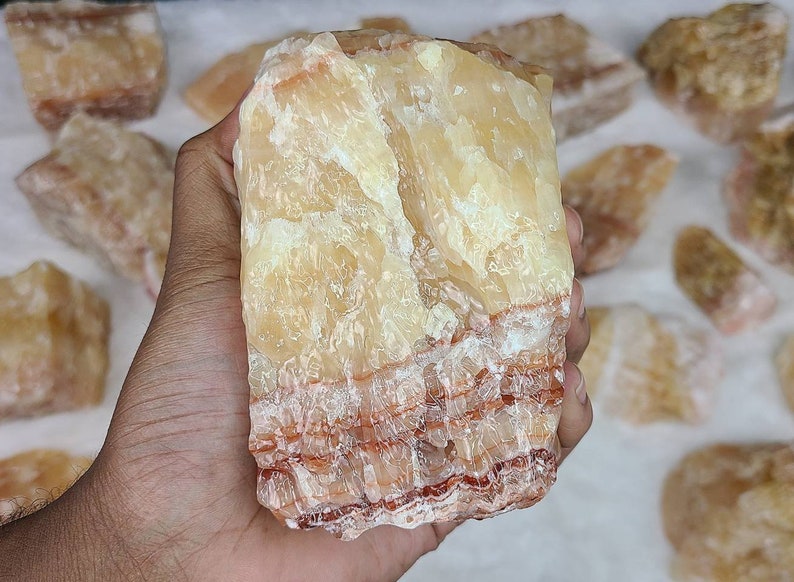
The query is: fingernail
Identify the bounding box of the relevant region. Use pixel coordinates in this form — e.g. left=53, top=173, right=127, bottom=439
left=567, top=362, right=587, bottom=405
left=574, top=278, right=586, bottom=319
left=564, top=204, right=584, bottom=245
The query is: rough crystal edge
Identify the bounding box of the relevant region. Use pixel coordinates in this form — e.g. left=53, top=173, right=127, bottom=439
left=266, top=448, right=557, bottom=541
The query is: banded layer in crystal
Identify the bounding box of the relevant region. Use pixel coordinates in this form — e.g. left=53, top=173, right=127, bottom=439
left=0, top=449, right=92, bottom=521
left=638, top=3, right=788, bottom=143
left=724, top=104, right=794, bottom=272
left=662, top=442, right=794, bottom=581
left=16, top=113, right=174, bottom=298
left=579, top=304, right=721, bottom=424
left=0, top=262, right=109, bottom=420
left=236, top=31, right=573, bottom=539
left=471, top=14, right=645, bottom=141
left=562, top=145, right=678, bottom=275
left=4, top=0, right=167, bottom=131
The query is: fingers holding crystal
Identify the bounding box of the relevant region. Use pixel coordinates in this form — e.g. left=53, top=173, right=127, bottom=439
left=558, top=360, right=593, bottom=463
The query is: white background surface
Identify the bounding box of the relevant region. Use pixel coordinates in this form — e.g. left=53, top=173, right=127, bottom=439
left=1, top=1, right=793, bottom=580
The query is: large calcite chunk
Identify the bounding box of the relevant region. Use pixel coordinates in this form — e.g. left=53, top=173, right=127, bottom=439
left=237, top=31, right=573, bottom=539
left=776, top=335, right=794, bottom=412
left=0, top=262, right=109, bottom=420
left=637, top=3, right=788, bottom=143
left=724, top=104, right=794, bottom=272
left=674, top=226, right=776, bottom=334
left=471, top=14, right=645, bottom=141
left=578, top=304, right=721, bottom=424
left=4, top=1, right=167, bottom=131
left=16, top=113, right=174, bottom=298
left=662, top=442, right=794, bottom=581
left=0, top=449, right=92, bottom=522
left=184, top=32, right=305, bottom=125
left=562, top=145, right=678, bottom=274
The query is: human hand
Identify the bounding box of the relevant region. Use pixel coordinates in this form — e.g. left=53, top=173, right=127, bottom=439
left=0, top=108, right=592, bottom=582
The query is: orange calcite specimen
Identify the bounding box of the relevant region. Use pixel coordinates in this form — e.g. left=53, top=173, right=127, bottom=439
left=0, top=262, right=109, bottom=420
left=16, top=113, right=174, bottom=298
left=359, top=17, right=411, bottom=32
left=0, top=449, right=92, bottom=521
left=724, top=104, right=794, bottom=272
left=674, top=226, right=776, bottom=334
left=638, top=3, right=788, bottom=143
left=562, top=145, right=678, bottom=274
left=4, top=1, right=167, bottom=131
left=776, top=335, right=794, bottom=412
left=184, top=33, right=305, bottom=125
left=662, top=442, right=794, bottom=581
left=237, top=31, right=573, bottom=539
left=578, top=304, right=721, bottom=424
left=471, top=14, right=645, bottom=141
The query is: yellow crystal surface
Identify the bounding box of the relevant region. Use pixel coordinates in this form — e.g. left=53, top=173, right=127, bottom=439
left=237, top=31, right=573, bottom=539
left=4, top=0, right=167, bottom=131
left=638, top=3, right=788, bottom=143
left=579, top=304, right=721, bottom=424
left=0, top=449, right=91, bottom=522
left=16, top=113, right=174, bottom=297
left=662, top=442, right=794, bottom=581
left=0, top=261, right=109, bottom=420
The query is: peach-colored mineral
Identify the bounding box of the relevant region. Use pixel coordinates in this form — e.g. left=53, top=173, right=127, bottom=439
left=674, top=226, right=776, bottom=334
left=471, top=14, right=645, bottom=141
left=4, top=0, right=167, bottom=131
left=662, top=442, right=794, bottom=581
left=638, top=3, right=788, bottom=144
left=0, top=449, right=92, bottom=522
left=776, top=335, right=794, bottom=412
left=16, top=113, right=174, bottom=298
left=578, top=304, right=721, bottom=424
left=184, top=32, right=305, bottom=125
left=236, top=30, right=573, bottom=539
left=562, top=145, right=678, bottom=274
left=359, top=17, right=411, bottom=32
left=724, top=104, right=794, bottom=272
left=0, top=262, right=109, bottom=420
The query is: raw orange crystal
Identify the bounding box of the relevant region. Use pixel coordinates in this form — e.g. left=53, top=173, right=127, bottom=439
left=359, top=17, right=411, bottom=32
left=562, top=145, right=678, bottom=274
left=578, top=304, right=721, bottom=424
left=638, top=3, right=788, bottom=143
left=724, top=104, right=794, bottom=272
left=0, top=449, right=92, bottom=522
left=674, top=226, right=776, bottom=334
left=662, top=442, right=794, bottom=581
left=236, top=31, right=573, bottom=539
left=0, top=262, right=109, bottom=420
left=184, top=33, right=305, bottom=125
left=16, top=113, right=174, bottom=298
left=4, top=0, right=167, bottom=131
left=776, top=335, right=794, bottom=412
left=471, top=14, right=645, bottom=141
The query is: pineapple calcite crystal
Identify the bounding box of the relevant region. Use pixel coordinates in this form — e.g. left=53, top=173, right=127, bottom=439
left=662, top=442, right=794, bottom=581
left=638, top=3, right=788, bottom=143
left=236, top=30, right=574, bottom=539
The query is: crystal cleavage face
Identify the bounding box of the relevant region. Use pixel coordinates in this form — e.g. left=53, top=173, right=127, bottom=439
left=235, top=30, right=573, bottom=540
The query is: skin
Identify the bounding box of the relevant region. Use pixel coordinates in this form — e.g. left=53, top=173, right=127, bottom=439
left=0, top=108, right=592, bottom=582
